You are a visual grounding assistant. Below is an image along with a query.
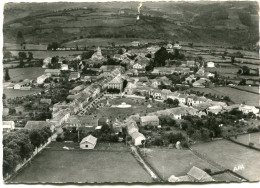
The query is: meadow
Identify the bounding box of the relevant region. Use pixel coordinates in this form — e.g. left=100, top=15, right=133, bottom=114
left=3, top=89, right=42, bottom=99
left=10, top=142, right=152, bottom=183
left=231, top=132, right=260, bottom=149
left=10, top=51, right=82, bottom=59
left=187, top=87, right=259, bottom=107
left=8, top=67, right=45, bottom=82
left=191, top=139, right=260, bottom=181
left=143, top=148, right=219, bottom=181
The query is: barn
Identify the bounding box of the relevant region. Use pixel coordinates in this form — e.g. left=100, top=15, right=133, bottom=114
left=80, top=135, right=97, bottom=149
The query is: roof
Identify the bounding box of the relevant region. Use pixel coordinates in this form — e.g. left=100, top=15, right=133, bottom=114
left=187, top=166, right=215, bottom=182
left=45, top=69, right=60, bottom=73
left=24, top=121, right=52, bottom=130
left=80, top=135, right=97, bottom=145
left=140, top=115, right=159, bottom=123
left=2, top=121, right=14, bottom=125
left=131, top=132, right=145, bottom=140
left=109, top=76, right=123, bottom=84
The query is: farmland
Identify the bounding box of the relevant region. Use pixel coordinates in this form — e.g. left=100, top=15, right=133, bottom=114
left=10, top=142, right=152, bottom=183
left=191, top=139, right=260, bottom=181
left=8, top=67, right=45, bottom=82
left=231, top=132, right=260, bottom=149
left=143, top=148, right=219, bottom=181
left=187, top=87, right=259, bottom=107
left=9, top=51, right=82, bottom=59
left=3, top=89, right=43, bottom=99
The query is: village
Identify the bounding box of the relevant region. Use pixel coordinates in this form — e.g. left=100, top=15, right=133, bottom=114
left=3, top=40, right=260, bottom=183
left=2, top=1, right=260, bottom=184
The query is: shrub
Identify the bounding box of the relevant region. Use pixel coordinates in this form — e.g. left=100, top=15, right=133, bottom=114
left=249, top=142, right=254, bottom=147
left=204, top=168, right=212, bottom=175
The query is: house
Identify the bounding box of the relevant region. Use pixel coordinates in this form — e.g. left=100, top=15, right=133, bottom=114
left=80, top=135, right=97, bottom=149
left=193, top=78, right=210, bottom=88
left=187, top=60, right=196, bottom=67
left=147, top=45, right=160, bottom=54
left=69, top=72, right=80, bottom=81
left=168, top=166, right=215, bottom=182
left=100, top=65, right=123, bottom=74
left=61, top=64, right=69, bottom=70
left=64, top=115, right=81, bottom=128
left=50, top=110, right=70, bottom=126
left=133, top=62, right=145, bottom=70
left=2, top=121, right=15, bottom=132
left=150, top=79, right=161, bottom=88
left=125, top=119, right=139, bottom=135
left=151, top=67, right=174, bottom=75
left=14, top=79, right=31, bottom=90
left=140, top=115, right=159, bottom=127
left=44, top=69, right=61, bottom=76
left=37, top=74, right=50, bottom=84
left=3, top=108, right=9, bottom=116
left=238, top=105, right=259, bottom=114
left=130, top=132, right=146, bottom=146
left=91, top=46, right=104, bottom=60
left=40, top=99, right=52, bottom=105
left=42, top=57, right=52, bottom=68
left=160, top=76, right=172, bottom=86
left=166, top=43, right=173, bottom=53
left=207, top=62, right=215, bottom=68
left=150, top=89, right=162, bottom=99
left=132, top=41, right=140, bottom=47
left=178, top=94, right=187, bottom=104
left=207, top=105, right=223, bottom=115
left=15, top=106, right=24, bottom=114
left=161, top=89, right=172, bottom=100
left=69, top=84, right=85, bottom=95
left=107, top=76, right=124, bottom=92
left=185, top=74, right=196, bottom=84
left=173, top=43, right=182, bottom=49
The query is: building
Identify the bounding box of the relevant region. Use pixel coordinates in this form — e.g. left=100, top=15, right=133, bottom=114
left=125, top=119, right=139, bottom=135
left=24, top=121, right=55, bottom=132
left=2, top=121, right=15, bottom=132
left=40, top=99, right=52, bottom=105
left=14, top=79, right=31, bottom=90
left=161, top=89, right=172, bottom=100
left=132, top=41, right=140, bottom=47
left=42, top=57, right=52, bottom=68
left=130, top=132, right=146, bottom=146
left=69, top=72, right=80, bottom=81
left=37, top=74, right=50, bottom=84
left=44, top=69, right=61, bottom=76
left=207, top=62, right=215, bottom=68
left=187, top=60, right=196, bottom=67
left=193, top=78, right=210, bottom=88
left=140, top=115, right=159, bottom=127
left=238, top=105, right=259, bottom=114
left=61, top=64, right=69, bottom=70
left=91, top=46, right=104, bottom=60
left=107, top=76, right=124, bottom=92
left=150, top=89, right=162, bottom=99
left=80, top=135, right=97, bottom=149
left=3, top=108, right=9, bottom=116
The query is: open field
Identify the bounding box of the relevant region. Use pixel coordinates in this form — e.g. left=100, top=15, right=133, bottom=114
left=94, top=97, right=169, bottom=120
left=3, top=89, right=43, bottom=99
left=4, top=43, right=48, bottom=50
left=10, top=142, right=152, bottom=183
left=233, top=86, right=259, bottom=94
left=143, top=148, right=219, bottom=181
left=187, top=87, right=259, bottom=107
left=191, top=140, right=260, bottom=181
left=10, top=51, right=82, bottom=59
left=8, top=67, right=45, bottom=82
left=231, top=132, right=260, bottom=149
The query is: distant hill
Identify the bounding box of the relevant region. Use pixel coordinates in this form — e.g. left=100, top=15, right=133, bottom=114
left=3, top=1, right=259, bottom=49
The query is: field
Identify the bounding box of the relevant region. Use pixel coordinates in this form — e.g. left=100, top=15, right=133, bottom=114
left=231, top=132, right=260, bottom=149
left=3, top=89, right=43, bottom=99
left=10, top=142, right=152, bottom=183
left=191, top=140, right=260, bottom=181
left=10, top=51, right=83, bottom=59
left=4, top=43, right=48, bottom=50
left=233, top=86, right=259, bottom=93
left=187, top=87, right=259, bottom=107
left=8, top=67, right=45, bottom=82
left=94, top=97, right=169, bottom=120
left=143, top=148, right=219, bottom=181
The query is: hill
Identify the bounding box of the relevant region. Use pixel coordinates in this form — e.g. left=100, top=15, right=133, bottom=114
left=3, top=1, right=259, bottom=49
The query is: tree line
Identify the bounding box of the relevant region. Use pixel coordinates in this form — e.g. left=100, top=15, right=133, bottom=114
left=3, top=127, right=52, bottom=177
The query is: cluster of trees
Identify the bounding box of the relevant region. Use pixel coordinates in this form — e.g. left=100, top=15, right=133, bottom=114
left=4, top=69, right=11, bottom=81
left=164, top=98, right=179, bottom=107
left=237, top=66, right=250, bottom=75
left=48, top=56, right=61, bottom=69
left=17, top=52, right=33, bottom=67
left=82, top=50, right=95, bottom=59
left=3, top=127, right=52, bottom=177
left=47, top=42, right=60, bottom=51
left=188, top=90, right=231, bottom=102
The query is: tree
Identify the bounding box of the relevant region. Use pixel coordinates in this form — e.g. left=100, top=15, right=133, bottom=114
left=4, top=68, right=11, bottom=81
left=29, top=130, right=44, bottom=149
left=18, top=52, right=27, bottom=67
left=16, top=31, right=25, bottom=45
left=241, top=66, right=250, bottom=75
left=173, top=99, right=179, bottom=107
left=154, top=47, right=169, bottom=67
left=238, top=79, right=246, bottom=85
left=28, top=52, right=33, bottom=61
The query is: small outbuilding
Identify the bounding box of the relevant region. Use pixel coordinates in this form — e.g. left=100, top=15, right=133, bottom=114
left=80, top=135, right=97, bottom=149
left=130, top=132, right=146, bottom=146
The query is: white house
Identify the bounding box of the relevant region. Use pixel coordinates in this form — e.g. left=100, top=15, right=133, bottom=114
left=130, top=132, right=146, bottom=146
left=239, top=105, right=259, bottom=114
left=61, top=64, right=69, bottom=70
left=125, top=120, right=139, bottom=135
left=14, top=79, right=31, bottom=90
left=37, top=74, right=50, bottom=84
left=2, top=121, right=15, bottom=132
left=207, top=62, right=215, bottom=68
left=80, top=135, right=97, bottom=149
left=132, top=41, right=140, bottom=47
left=140, top=115, right=159, bottom=127
left=133, top=63, right=144, bottom=70
left=42, top=57, right=52, bottom=68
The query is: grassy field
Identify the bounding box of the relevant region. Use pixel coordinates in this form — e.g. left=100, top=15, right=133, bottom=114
left=231, top=132, right=260, bottom=149
left=10, top=51, right=82, bottom=59
left=187, top=87, right=259, bottom=107
left=3, top=89, right=42, bottom=99
left=191, top=140, right=260, bottom=181
left=233, top=86, right=259, bottom=93
left=8, top=67, right=45, bottom=82
left=10, top=142, right=152, bottom=183
left=143, top=148, right=219, bottom=181
left=4, top=43, right=48, bottom=50
left=94, top=97, right=169, bottom=121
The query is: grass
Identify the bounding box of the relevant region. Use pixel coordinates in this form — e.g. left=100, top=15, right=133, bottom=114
left=187, top=87, right=259, bottom=107
left=3, top=89, right=42, bottom=99
left=191, top=139, right=260, bottom=181
left=143, top=148, right=219, bottom=181
left=233, top=86, right=259, bottom=93
left=10, top=142, right=152, bottom=183
left=93, top=97, right=169, bottom=121
left=8, top=67, right=45, bottom=82
left=9, top=51, right=82, bottom=59
left=231, top=132, right=260, bottom=149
